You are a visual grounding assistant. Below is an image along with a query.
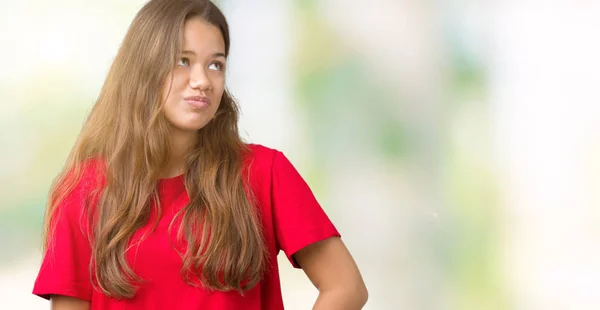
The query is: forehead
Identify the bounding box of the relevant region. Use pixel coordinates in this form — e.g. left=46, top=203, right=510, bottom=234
left=181, top=17, right=225, bottom=55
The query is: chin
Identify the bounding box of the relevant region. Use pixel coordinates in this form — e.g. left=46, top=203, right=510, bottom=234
left=172, top=121, right=210, bottom=133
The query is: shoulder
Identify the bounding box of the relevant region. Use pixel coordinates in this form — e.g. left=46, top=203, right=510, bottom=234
left=57, top=157, right=106, bottom=207
left=243, top=143, right=308, bottom=186
left=244, top=143, right=299, bottom=173
left=49, top=157, right=106, bottom=232
left=243, top=143, right=279, bottom=180
left=245, top=143, right=279, bottom=162
left=75, top=157, right=106, bottom=190
left=243, top=143, right=295, bottom=188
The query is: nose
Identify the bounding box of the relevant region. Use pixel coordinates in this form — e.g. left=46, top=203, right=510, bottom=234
left=189, top=66, right=212, bottom=91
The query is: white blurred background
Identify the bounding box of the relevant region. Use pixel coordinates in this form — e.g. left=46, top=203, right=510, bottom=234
left=1, top=1, right=599, bottom=309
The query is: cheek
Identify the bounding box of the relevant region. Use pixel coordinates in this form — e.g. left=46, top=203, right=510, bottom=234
left=161, top=75, right=174, bottom=102
left=212, top=78, right=225, bottom=98
left=163, top=72, right=189, bottom=100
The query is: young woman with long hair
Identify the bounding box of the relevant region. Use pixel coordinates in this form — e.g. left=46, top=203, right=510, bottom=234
left=32, top=1, right=367, bottom=309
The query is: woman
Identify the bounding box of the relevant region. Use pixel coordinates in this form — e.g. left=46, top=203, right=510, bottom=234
left=32, top=0, right=368, bottom=309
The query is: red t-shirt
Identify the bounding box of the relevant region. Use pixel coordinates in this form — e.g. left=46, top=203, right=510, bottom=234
left=33, top=144, right=340, bottom=309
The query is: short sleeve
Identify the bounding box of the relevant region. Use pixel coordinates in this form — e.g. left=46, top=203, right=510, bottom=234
left=271, top=151, right=340, bottom=268
left=32, top=166, right=99, bottom=301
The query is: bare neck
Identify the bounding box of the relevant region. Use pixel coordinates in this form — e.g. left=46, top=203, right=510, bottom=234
left=161, top=130, right=198, bottom=179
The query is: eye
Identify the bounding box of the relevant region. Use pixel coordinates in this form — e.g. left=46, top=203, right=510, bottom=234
left=177, top=57, right=190, bottom=67
left=208, top=61, right=224, bottom=71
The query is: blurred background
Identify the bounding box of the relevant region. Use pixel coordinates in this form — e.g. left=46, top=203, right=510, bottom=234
left=1, top=0, right=600, bottom=309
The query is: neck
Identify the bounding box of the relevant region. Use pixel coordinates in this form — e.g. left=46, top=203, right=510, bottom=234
left=162, top=129, right=198, bottom=178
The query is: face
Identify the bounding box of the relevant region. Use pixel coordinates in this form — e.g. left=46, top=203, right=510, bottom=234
left=162, top=17, right=227, bottom=133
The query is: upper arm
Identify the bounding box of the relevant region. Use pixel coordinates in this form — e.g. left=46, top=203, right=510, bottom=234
left=293, top=236, right=367, bottom=295
left=51, top=295, right=90, bottom=310
left=266, top=149, right=366, bottom=295
left=33, top=163, right=99, bottom=301
left=269, top=150, right=340, bottom=267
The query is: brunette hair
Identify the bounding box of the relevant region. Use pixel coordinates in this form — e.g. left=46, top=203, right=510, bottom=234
left=43, top=0, right=267, bottom=298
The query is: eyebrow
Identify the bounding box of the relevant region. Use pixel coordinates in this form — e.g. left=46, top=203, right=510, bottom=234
left=181, top=50, right=226, bottom=58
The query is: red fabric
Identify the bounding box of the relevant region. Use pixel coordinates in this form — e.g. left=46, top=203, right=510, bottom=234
left=33, top=144, right=340, bottom=310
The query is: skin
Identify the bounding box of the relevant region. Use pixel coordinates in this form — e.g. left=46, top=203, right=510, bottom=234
left=160, top=17, right=226, bottom=178
left=295, top=237, right=368, bottom=309
left=51, top=16, right=368, bottom=310
left=51, top=16, right=225, bottom=310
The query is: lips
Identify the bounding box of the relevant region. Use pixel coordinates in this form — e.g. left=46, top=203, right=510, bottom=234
left=184, top=96, right=211, bottom=109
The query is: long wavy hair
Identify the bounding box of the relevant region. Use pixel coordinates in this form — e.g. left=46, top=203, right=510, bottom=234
left=43, top=0, right=267, bottom=299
